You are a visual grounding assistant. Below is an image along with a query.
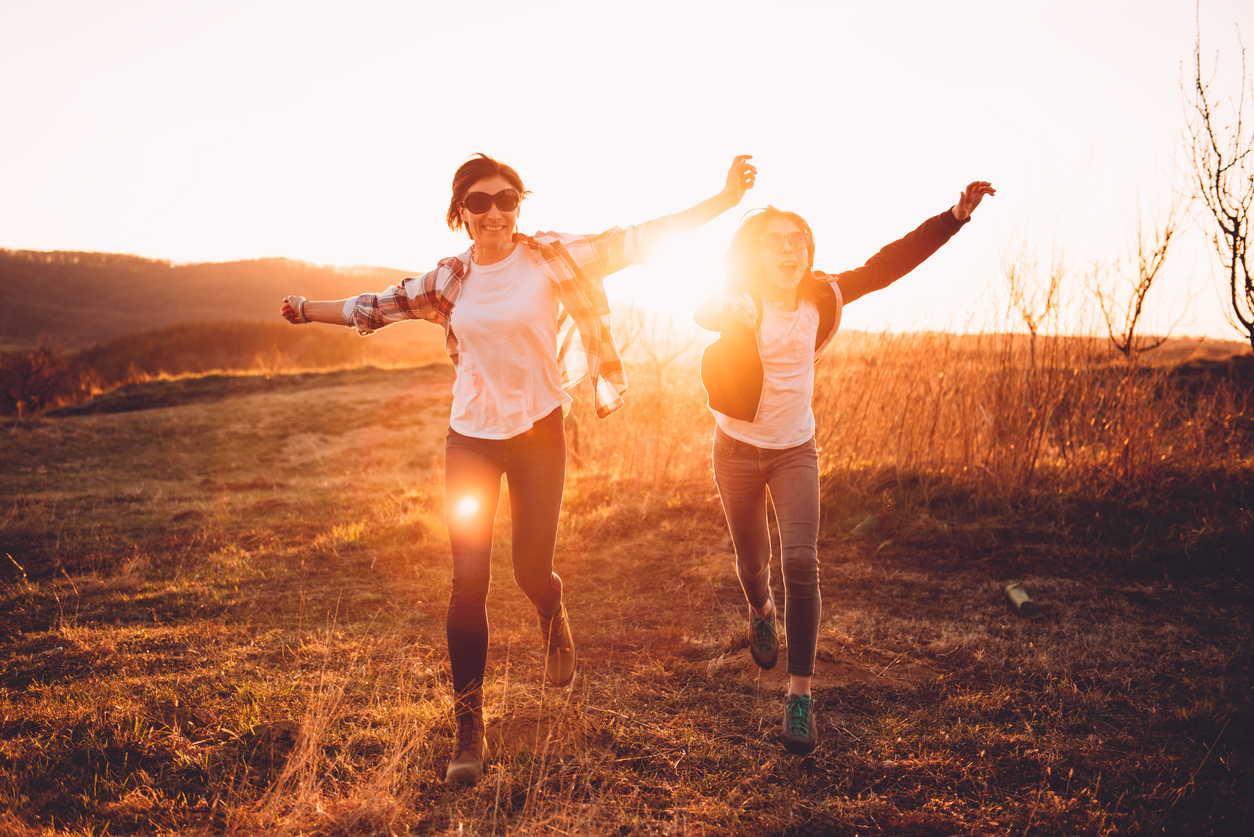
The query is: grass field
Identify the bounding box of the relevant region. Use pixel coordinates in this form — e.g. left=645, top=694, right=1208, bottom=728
left=1, top=335, right=1252, bottom=835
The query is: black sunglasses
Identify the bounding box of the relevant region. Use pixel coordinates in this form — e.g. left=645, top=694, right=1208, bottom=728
left=461, top=189, right=522, bottom=214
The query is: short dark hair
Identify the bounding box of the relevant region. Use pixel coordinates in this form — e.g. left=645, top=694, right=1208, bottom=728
left=723, top=206, right=822, bottom=302
left=446, top=153, right=530, bottom=232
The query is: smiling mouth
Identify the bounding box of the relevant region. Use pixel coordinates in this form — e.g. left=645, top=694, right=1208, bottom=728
left=778, top=260, right=798, bottom=272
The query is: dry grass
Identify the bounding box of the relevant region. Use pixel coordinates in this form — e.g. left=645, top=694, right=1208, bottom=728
left=1, top=332, right=1252, bottom=835
left=811, top=330, right=1253, bottom=495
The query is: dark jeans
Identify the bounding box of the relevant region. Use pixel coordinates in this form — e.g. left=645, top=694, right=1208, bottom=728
left=445, top=408, right=566, bottom=696
left=712, top=427, right=821, bottom=677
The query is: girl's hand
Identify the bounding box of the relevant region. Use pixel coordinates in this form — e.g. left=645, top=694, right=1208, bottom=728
left=281, top=295, right=310, bottom=324
left=722, top=155, right=757, bottom=206
left=952, top=181, right=996, bottom=221
left=721, top=295, right=757, bottom=330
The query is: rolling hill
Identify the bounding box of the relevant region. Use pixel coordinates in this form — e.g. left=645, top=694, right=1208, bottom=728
left=0, top=249, right=423, bottom=350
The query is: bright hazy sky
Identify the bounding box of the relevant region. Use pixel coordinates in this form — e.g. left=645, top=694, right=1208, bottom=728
left=3, top=0, right=1253, bottom=339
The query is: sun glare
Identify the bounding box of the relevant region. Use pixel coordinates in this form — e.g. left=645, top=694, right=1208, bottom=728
left=455, top=496, right=479, bottom=519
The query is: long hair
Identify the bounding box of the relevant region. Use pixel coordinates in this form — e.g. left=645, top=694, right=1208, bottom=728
left=723, top=206, right=824, bottom=304
left=446, top=153, right=530, bottom=232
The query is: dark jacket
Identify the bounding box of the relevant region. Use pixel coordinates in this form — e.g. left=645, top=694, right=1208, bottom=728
left=699, top=209, right=969, bottom=421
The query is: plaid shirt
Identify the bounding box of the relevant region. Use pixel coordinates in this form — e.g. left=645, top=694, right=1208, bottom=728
left=348, top=216, right=678, bottom=418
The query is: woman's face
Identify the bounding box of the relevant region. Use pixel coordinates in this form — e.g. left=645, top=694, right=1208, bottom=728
left=458, top=174, right=520, bottom=249
left=756, top=216, right=809, bottom=294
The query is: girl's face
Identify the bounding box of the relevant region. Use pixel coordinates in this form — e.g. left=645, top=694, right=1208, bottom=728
left=458, top=174, right=520, bottom=249
left=756, top=216, right=809, bottom=294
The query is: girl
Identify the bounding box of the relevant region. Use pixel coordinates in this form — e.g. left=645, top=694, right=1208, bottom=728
left=696, top=181, right=994, bottom=754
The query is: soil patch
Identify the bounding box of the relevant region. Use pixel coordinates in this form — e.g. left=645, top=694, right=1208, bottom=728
left=710, top=633, right=939, bottom=690
left=487, top=703, right=607, bottom=759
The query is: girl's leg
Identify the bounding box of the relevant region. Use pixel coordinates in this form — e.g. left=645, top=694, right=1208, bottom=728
left=444, top=431, right=505, bottom=698
left=788, top=675, right=813, bottom=697
left=712, top=430, right=772, bottom=611
left=713, top=429, right=781, bottom=670
left=765, top=438, right=822, bottom=687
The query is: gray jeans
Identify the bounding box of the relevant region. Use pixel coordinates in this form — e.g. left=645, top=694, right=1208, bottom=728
left=712, top=427, right=821, bottom=677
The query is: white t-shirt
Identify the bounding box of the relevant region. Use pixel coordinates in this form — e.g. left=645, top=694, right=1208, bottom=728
left=447, top=245, right=571, bottom=438
left=714, top=298, right=819, bottom=449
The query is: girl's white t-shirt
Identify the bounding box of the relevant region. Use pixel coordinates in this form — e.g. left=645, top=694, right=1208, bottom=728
left=714, top=298, right=819, bottom=449
left=448, top=245, right=571, bottom=438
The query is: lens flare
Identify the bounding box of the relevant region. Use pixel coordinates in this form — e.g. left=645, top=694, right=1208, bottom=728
left=455, top=497, right=479, bottom=518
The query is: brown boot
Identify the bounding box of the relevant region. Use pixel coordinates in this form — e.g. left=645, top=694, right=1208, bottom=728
left=445, top=689, right=487, bottom=786
left=538, top=602, right=576, bottom=687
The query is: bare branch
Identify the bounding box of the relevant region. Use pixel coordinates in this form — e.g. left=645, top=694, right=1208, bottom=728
left=1184, top=21, right=1254, bottom=350
left=1092, top=199, right=1183, bottom=366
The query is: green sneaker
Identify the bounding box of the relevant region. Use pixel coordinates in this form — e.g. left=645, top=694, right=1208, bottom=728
left=747, top=595, right=779, bottom=670
left=782, top=693, right=818, bottom=755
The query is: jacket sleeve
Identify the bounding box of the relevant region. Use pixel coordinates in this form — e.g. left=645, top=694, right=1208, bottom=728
left=694, top=291, right=737, bottom=332
left=831, top=209, right=968, bottom=306
left=346, top=262, right=456, bottom=335
left=537, top=215, right=680, bottom=289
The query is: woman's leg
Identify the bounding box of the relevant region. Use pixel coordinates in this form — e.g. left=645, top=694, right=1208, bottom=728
left=763, top=439, right=821, bottom=688
left=444, top=431, right=505, bottom=698
left=503, top=408, right=566, bottom=615
left=503, top=408, right=574, bottom=685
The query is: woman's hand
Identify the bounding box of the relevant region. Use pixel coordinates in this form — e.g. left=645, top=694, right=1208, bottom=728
left=952, top=181, right=996, bottom=221
left=281, top=295, right=310, bottom=324
left=670, top=156, right=758, bottom=235
left=721, top=155, right=757, bottom=207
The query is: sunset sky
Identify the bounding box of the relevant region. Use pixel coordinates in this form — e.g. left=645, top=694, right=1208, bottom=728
left=3, top=0, right=1253, bottom=340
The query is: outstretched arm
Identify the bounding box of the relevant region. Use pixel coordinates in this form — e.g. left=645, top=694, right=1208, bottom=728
left=835, top=180, right=996, bottom=306
left=669, top=155, right=757, bottom=234
left=280, top=296, right=353, bottom=325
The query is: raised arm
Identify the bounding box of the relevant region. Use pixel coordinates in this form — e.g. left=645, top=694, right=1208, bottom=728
left=834, top=180, right=995, bottom=306
left=669, top=155, right=757, bottom=234
left=544, top=156, right=758, bottom=283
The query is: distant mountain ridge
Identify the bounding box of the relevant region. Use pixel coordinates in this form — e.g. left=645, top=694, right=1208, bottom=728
left=0, top=249, right=418, bottom=349
left=4, top=248, right=1249, bottom=369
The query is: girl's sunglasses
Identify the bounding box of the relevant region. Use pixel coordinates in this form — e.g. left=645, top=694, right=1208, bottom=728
left=759, top=231, right=811, bottom=253
left=462, top=189, right=522, bottom=214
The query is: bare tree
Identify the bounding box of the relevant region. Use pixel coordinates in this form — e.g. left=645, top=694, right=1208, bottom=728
left=611, top=301, right=648, bottom=359
left=0, top=340, right=71, bottom=418
left=1093, top=200, right=1184, bottom=369
left=635, top=314, right=699, bottom=385
left=1185, top=25, right=1254, bottom=352
left=1003, top=233, right=1064, bottom=372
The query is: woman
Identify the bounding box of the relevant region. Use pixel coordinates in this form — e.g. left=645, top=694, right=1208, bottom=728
left=281, top=152, right=756, bottom=785
left=695, top=180, right=994, bottom=755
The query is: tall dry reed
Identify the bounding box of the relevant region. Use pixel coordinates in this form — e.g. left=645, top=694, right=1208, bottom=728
left=811, top=330, right=1251, bottom=496
left=563, top=329, right=1250, bottom=501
